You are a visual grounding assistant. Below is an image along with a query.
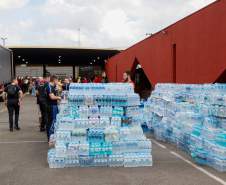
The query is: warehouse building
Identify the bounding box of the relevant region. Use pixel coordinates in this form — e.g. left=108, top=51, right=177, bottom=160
left=106, top=0, right=226, bottom=87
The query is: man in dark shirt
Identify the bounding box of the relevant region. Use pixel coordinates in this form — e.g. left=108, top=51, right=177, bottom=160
left=4, top=77, right=23, bottom=132
left=46, top=75, right=61, bottom=141
left=37, top=80, right=47, bottom=132
left=36, top=75, right=50, bottom=132
left=62, top=78, right=70, bottom=91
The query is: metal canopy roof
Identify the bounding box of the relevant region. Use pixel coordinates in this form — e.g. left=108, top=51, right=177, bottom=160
left=10, top=47, right=120, bottom=66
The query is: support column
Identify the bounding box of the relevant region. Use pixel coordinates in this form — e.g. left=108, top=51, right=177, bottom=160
left=43, top=64, right=46, bottom=77
left=73, top=66, right=79, bottom=81
left=75, top=66, right=79, bottom=79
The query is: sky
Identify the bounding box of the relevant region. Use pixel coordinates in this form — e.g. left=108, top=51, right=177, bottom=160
left=0, top=0, right=215, bottom=49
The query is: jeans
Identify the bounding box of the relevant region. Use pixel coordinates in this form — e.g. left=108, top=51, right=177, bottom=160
left=7, top=100, right=20, bottom=129
left=46, top=104, right=58, bottom=140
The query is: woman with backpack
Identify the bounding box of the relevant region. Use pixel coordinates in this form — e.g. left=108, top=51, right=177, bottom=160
left=4, top=77, right=23, bottom=132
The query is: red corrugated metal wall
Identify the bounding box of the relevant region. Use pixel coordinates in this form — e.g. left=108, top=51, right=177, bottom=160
left=106, top=0, right=226, bottom=85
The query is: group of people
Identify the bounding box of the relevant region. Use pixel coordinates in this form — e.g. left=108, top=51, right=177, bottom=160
left=75, top=72, right=108, bottom=83
left=36, top=75, right=62, bottom=142
left=2, top=70, right=133, bottom=142
left=1, top=75, right=62, bottom=141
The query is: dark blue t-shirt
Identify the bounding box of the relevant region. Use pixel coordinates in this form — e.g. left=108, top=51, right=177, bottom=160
left=46, top=83, right=58, bottom=105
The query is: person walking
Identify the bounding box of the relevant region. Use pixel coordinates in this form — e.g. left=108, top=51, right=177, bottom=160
left=23, top=77, right=29, bottom=94
left=46, top=75, right=61, bottom=141
left=4, top=77, right=23, bottom=132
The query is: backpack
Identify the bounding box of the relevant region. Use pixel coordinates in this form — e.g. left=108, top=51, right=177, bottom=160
left=7, top=85, right=18, bottom=98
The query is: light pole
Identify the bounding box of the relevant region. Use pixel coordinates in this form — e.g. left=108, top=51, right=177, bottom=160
left=1, top=37, right=7, bottom=46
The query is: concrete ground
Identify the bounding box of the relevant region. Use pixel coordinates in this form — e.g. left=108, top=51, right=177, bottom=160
left=0, top=96, right=225, bottom=185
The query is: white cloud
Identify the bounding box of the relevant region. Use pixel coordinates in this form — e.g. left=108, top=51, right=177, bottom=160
left=0, top=0, right=216, bottom=48
left=188, top=0, right=215, bottom=9
left=0, top=0, right=29, bottom=9
left=101, top=9, right=135, bottom=39
left=18, top=20, right=33, bottom=29
left=38, top=0, right=216, bottom=48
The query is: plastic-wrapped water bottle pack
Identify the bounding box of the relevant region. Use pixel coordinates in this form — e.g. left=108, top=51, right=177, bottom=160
left=143, top=83, right=226, bottom=172
left=48, top=83, right=152, bottom=168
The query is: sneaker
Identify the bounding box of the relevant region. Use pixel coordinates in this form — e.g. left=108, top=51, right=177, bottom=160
left=14, top=127, right=21, bottom=131
left=10, top=128, right=13, bottom=132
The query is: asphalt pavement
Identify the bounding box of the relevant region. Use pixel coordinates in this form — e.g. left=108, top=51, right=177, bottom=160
left=0, top=96, right=225, bottom=185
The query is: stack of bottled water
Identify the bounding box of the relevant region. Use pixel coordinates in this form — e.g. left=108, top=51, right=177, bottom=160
left=48, top=83, right=152, bottom=168
left=68, top=83, right=140, bottom=107
left=143, top=83, right=226, bottom=172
